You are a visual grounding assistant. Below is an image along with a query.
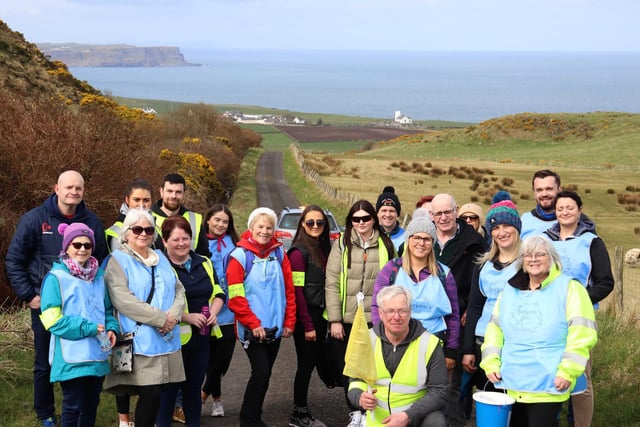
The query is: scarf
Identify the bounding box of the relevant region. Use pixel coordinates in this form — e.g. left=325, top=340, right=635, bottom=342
left=535, top=204, right=556, bottom=221
left=61, top=254, right=99, bottom=281
left=208, top=233, right=228, bottom=253
left=121, top=243, right=160, bottom=267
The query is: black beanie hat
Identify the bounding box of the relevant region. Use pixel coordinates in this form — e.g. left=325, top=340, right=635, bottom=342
left=376, top=186, right=401, bottom=215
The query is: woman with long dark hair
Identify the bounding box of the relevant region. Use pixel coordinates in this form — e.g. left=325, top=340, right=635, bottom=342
left=288, top=205, right=332, bottom=427
left=324, top=199, right=395, bottom=426
left=201, top=204, right=240, bottom=417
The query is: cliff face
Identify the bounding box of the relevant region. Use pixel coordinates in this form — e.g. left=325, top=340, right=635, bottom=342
left=37, top=43, right=196, bottom=67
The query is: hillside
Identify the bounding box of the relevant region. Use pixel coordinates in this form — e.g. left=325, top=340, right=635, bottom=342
left=38, top=43, right=195, bottom=67
left=0, top=20, right=99, bottom=101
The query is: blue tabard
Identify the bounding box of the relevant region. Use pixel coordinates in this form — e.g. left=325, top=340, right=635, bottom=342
left=393, top=267, right=452, bottom=334
left=550, top=233, right=595, bottom=288
left=476, top=261, right=518, bottom=338
left=389, top=228, right=406, bottom=252
left=49, top=269, right=108, bottom=363
left=208, top=234, right=236, bottom=325
left=111, top=250, right=181, bottom=355
left=520, top=211, right=556, bottom=239
left=498, top=275, right=570, bottom=394
left=229, top=247, right=286, bottom=343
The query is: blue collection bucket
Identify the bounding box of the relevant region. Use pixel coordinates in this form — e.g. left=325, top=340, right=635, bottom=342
left=473, top=391, right=515, bottom=427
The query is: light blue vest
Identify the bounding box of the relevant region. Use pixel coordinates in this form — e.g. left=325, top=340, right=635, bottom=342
left=229, top=247, right=287, bottom=343
left=550, top=233, right=596, bottom=288
left=389, top=228, right=406, bottom=252
left=394, top=266, right=452, bottom=334
left=520, top=211, right=556, bottom=239
left=208, top=235, right=235, bottom=325
left=111, top=250, right=181, bottom=355
left=499, top=275, right=570, bottom=394
left=476, top=261, right=518, bottom=338
left=49, top=270, right=108, bottom=363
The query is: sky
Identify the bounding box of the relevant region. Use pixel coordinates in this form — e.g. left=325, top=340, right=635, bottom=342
left=2, top=0, right=639, bottom=52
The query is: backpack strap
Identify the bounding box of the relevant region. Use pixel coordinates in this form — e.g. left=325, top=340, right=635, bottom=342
left=387, top=257, right=404, bottom=285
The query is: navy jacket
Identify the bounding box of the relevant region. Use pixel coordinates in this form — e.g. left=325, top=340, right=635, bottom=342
left=6, top=194, right=107, bottom=303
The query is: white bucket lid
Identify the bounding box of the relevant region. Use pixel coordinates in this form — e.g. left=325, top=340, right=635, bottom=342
left=473, top=391, right=515, bottom=406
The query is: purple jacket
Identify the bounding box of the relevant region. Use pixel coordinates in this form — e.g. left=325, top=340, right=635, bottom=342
left=372, top=258, right=460, bottom=359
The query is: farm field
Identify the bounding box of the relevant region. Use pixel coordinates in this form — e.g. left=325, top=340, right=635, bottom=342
left=275, top=125, right=424, bottom=142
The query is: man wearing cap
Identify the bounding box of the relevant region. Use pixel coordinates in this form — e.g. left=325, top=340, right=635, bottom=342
left=376, top=186, right=406, bottom=252
left=6, top=170, right=107, bottom=427
left=429, top=193, right=487, bottom=427
left=151, top=173, right=211, bottom=257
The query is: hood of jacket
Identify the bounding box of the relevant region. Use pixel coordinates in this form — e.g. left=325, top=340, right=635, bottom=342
left=237, top=229, right=283, bottom=258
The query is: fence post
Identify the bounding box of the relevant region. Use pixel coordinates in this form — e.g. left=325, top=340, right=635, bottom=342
left=613, top=246, right=624, bottom=317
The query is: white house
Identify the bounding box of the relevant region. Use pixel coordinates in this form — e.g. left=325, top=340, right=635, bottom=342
left=394, top=110, right=413, bottom=124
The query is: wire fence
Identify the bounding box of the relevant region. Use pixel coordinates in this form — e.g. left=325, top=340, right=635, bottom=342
left=608, top=246, right=640, bottom=320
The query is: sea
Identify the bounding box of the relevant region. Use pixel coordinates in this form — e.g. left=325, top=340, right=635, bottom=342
left=69, top=49, right=640, bottom=123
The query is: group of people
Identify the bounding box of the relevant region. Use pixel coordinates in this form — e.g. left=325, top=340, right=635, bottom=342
left=6, top=168, right=612, bottom=427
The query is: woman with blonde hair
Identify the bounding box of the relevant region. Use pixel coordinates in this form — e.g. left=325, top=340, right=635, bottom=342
left=226, top=207, right=296, bottom=427
left=481, top=235, right=597, bottom=427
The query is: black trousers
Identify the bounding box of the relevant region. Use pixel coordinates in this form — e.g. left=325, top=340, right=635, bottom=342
left=510, top=401, right=563, bottom=427
left=292, top=307, right=328, bottom=408
left=239, top=338, right=281, bottom=427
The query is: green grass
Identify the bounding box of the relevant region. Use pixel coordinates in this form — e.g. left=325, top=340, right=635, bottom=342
left=228, top=146, right=264, bottom=230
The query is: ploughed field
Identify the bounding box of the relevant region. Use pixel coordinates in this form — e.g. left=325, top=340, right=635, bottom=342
left=275, top=125, right=423, bottom=142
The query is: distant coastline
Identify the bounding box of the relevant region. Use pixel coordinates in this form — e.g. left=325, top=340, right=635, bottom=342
left=38, top=43, right=196, bottom=67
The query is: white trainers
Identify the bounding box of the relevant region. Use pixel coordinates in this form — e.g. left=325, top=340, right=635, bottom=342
left=118, top=422, right=134, bottom=427
left=211, top=400, right=224, bottom=417
left=346, top=411, right=365, bottom=427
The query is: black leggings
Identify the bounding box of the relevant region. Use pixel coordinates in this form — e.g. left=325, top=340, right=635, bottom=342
left=292, top=308, right=328, bottom=407
left=202, top=324, right=236, bottom=398
left=115, top=385, right=163, bottom=427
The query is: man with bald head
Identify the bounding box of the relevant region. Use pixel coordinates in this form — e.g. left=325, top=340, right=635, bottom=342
left=6, top=170, right=107, bottom=427
left=429, top=193, right=486, bottom=427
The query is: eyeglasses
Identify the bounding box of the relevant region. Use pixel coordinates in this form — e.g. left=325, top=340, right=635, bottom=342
left=410, top=235, right=433, bottom=244
left=304, top=219, right=327, bottom=227
left=460, top=215, right=479, bottom=221
left=351, top=215, right=373, bottom=224
left=379, top=307, right=410, bottom=317
left=432, top=209, right=455, bottom=218
left=129, top=226, right=155, bottom=236
left=523, top=252, right=548, bottom=260
left=70, top=242, right=93, bottom=250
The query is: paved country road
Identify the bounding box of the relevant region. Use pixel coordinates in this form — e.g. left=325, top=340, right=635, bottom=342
left=198, top=151, right=351, bottom=427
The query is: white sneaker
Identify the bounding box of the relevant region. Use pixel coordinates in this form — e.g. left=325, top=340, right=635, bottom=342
left=346, top=411, right=365, bottom=427
left=118, top=422, right=134, bottom=427
left=211, top=400, right=224, bottom=417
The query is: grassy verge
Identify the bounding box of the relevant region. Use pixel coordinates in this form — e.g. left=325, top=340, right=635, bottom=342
left=282, top=147, right=349, bottom=223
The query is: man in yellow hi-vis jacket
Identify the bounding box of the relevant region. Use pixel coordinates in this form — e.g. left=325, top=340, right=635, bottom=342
left=347, top=286, right=448, bottom=427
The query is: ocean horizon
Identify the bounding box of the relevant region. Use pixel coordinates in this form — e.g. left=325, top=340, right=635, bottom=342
left=69, top=49, right=640, bottom=122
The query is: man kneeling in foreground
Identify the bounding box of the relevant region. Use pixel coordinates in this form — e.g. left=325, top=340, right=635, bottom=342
left=348, top=286, right=448, bottom=427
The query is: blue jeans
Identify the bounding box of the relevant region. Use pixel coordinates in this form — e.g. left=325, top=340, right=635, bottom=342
left=60, top=376, right=104, bottom=427
left=32, top=308, right=55, bottom=420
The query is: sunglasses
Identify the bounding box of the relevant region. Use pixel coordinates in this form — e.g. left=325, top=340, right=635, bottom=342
left=70, top=242, right=93, bottom=250
left=460, top=215, right=479, bottom=221
left=351, top=214, right=373, bottom=223
left=304, top=219, right=327, bottom=227
left=129, top=226, right=155, bottom=236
